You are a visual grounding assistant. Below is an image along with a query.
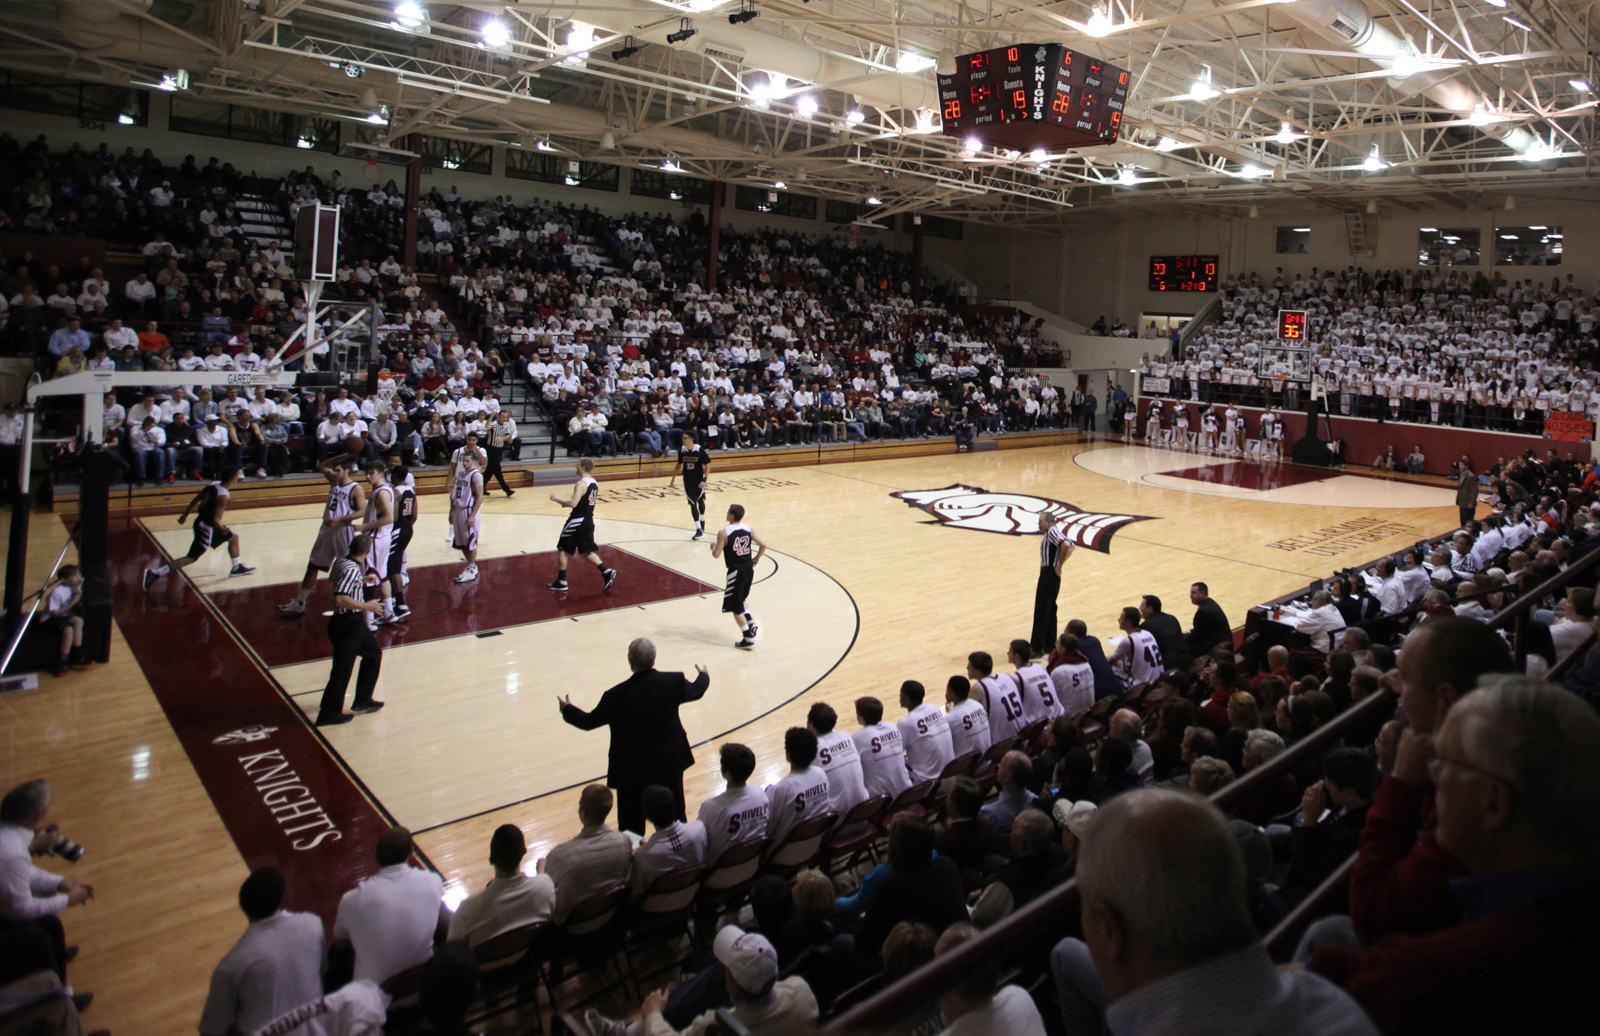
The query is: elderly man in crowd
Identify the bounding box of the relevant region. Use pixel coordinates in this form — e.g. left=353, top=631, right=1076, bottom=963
left=1051, top=789, right=1379, bottom=1036
left=1313, top=678, right=1600, bottom=1032
left=0, top=779, right=94, bottom=1003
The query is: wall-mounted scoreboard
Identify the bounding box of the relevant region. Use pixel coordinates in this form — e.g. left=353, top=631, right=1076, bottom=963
left=1278, top=309, right=1309, bottom=341
left=936, top=44, right=1129, bottom=151
left=1148, top=255, right=1218, bottom=292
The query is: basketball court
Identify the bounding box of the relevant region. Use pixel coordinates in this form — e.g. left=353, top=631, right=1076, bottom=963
left=0, top=439, right=1465, bottom=1031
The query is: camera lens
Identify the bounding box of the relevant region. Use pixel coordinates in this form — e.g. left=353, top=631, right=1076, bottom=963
left=51, top=838, right=85, bottom=863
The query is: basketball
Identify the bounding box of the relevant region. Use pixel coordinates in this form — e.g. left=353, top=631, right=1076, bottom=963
left=343, top=434, right=366, bottom=456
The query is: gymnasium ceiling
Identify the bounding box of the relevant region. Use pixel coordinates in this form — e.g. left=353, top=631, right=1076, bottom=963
left=2, top=0, right=1596, bottom=228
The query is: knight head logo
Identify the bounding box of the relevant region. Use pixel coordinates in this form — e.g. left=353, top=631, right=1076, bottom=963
left=213, top=725, right=278, bottom=745
left=891, top=485, right=1153, bottom=552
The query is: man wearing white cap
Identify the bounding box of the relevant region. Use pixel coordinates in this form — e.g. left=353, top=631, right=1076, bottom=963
left=587, top=926, right=818, bottom=1036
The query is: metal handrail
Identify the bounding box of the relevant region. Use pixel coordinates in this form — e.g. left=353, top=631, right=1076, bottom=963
left=822, top=687, right=1398, bottom=1035
left=0, top=537, right=73, bottom=675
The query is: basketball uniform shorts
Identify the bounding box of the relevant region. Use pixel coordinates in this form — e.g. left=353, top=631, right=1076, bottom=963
left=309, top=523, right=355, bottom=570
left=452, top=510, right=481, bottom=552
left=186, top=520, right=231, bottom=559
left=557, top=516, right=596, bottom=555
left=722, top=566, right=754, bottom=613
left=388, top=526, right=413, bottom=579
left=686, top=482, right=706, bottom=514
left=364, top=528, right=392, bottom=581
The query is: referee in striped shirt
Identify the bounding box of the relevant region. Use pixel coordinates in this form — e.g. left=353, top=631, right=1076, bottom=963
left=316, top=533, right=385, bottom=726
left=1030, top=511, right=1076, bottom=658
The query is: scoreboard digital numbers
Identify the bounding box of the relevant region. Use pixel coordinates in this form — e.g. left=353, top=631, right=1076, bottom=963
left=937, top=44, right=1128, bottom=145
left=1148, top=255, right=1218, bottom=292
left=1278, top=309, right=1309, bottom=341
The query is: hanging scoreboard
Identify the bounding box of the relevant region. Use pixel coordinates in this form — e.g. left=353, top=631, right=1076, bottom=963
left=1148, top=255, right=1218, bottom=292
left=1278, top=309, right=1308, bottom=341
left=936, top=44, right=1129, bottom=151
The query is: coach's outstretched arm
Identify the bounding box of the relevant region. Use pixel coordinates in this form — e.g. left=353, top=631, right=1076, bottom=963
left=678, top=664, right=711, bottom=704
left=556, top=691, right=610, bottom=730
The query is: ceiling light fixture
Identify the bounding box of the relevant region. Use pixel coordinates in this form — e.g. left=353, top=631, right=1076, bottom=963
left=728, top=2, right=759, bottom=26
left=844, top=109, right=866, bottom=126
left=1085, top=7, right=1113, bottom=37
left=896, top=51, right=936, bottom=74
left=796, top=94, right=818, bottom=116
left=773, top=181, right=786, bottom=189
left=1467, top=103, right=1502, bottom=126
left=1156, top=136, right=1180, bottom=151
left=866, top=195, right=881, bottom=205
left=565, top=22, right=595, bottom=64
left=1571, top=78, right=1592, bottom=92
left=1189, top=65, right=1218, bottom=101
left=662, top=157, right=682, bottom=172
left=1029, top=148, right=1048, bottom=162
left=688, top=0, right=722, bottom=10
left=1503, top=16, right=1531, bottom=31
left=1524, top=139, right=1558, bottom=162
left=480, top=17, right=511, bottom=49
left=611, top=38, right=640, bottom=61
left=1362, top=145, right=1386, bottom=171
left=913, top=109, right=937, bottom=133
left=666, top=21, right=698, bottom=44
left=1118, top=167, right=1138, bottom=184
left=391, top=1, right=426, bottom=31
left=1275, top=121, right=1297, bottom=144
left=1238, top=163, right=1267, bottom=178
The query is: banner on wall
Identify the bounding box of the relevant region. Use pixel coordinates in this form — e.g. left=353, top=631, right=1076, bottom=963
left=1543, top=410, right=1594, bottom=444
left=1141, top=376, right=1171, bottom=395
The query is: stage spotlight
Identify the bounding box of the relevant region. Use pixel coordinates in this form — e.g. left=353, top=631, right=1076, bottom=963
left=666, top=22, right=698, bottom=44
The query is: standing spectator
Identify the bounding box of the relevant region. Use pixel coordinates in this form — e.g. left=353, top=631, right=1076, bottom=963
left=199, top=867, right=324, bottom=1036
left=332, top=826, right=446, bottom=985
left=557, top=638, right=711, bottom=835
left=1456, top=461, right=1479, bottom=528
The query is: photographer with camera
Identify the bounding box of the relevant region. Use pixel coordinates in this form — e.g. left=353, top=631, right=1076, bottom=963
left=0, top=780, right=95, bottom=1013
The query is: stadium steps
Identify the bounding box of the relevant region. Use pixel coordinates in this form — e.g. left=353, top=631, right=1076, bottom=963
left=235, top=193, right=294, bottom=254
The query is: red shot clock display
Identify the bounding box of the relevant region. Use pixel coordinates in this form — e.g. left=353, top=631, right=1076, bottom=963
left=937, top=44, right=1129, bottom=152
left=1148, top=256, right=1218, bottom=292
left=1277, top=309, right=1308, bottom=341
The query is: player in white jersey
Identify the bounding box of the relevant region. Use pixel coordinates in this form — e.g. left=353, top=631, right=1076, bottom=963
left=943, top=676, right=992, bottom=760
left=895, top=680, right=954, bottom=782
left=1007, top=639, right=1062, bottom=726
left=1048, top=632, right=1096, bottom=720
left=808, top=702, right=868, bottom=816
left=695, top=743, right=769, bottom=863
left=1109, top=605, right=1164, bottom=687
left=279, top=453, right=366, bottom=615
left=851, top=696, right=911, bottom=801
left=968, top=650, right=1026, bottom=743
left=764, top=728, right=834, bottom=852
left=353, top=462, right=396, bottom=625
left=450, top=447, right=485, bottom=583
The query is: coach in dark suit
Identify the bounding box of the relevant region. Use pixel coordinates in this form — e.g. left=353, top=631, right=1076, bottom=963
left=1186, top=581, right=1232, bottom=660
left=1138, top=594, right=1193, bottom=673
left=557, top=638, right=710, bottom=835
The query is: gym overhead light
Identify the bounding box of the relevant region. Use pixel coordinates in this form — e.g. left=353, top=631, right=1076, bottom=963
left=666, top=21, right=698, bottom=44
left=391, top=1, right=426, bottom=31
left=1571, top=78, right=1592, bottom=92
left=480, top=17, right=511, bottom=49
left=1085, top=7, right=1113, bottom=38
left=1156, top=136, right=1180, bottom=151
left=896, top=51, right=936, bottom=74
left=662, top=157, right=682, bottom=172
left=1362, top=145, right=1386, bottom=171
left=1482, top=0, right=1506, bottom=5
left=157, top=71, right=189, bottom=92
left=1275, top=122, right=1297, bottom=144
left=565, top=22, right=594, bottom=64
left=728, top=2, right=759, bottom=25
left=688, top=0, right=721, bottom=10
left=1029, top=149, right=1048, bottom=162
left=773, top=180, right=786, bottom=189
left=1524, top=139, right=1559, bottom=162
left=844, top=109, right=866, bottom=126
left=1118, top=167, right=1139, bottom=184
left=796, top=94, right=818, bottom=116
left=1503, top=15, right=1531, bottom=31
left=1467, top=104, right=1502, bottom=126
left=1237, top=163, right=1268, bottom=178
left=866, top=195, right=881, bottom=205
left=1189, top=66, right=1218, bottom=101
left=611, top=39, right=640, bottom=61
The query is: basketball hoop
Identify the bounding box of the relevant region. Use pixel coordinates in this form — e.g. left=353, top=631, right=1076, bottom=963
left=361, top=155, right=381, bottom=184
left=1270, top=374, right=1289, bottom=393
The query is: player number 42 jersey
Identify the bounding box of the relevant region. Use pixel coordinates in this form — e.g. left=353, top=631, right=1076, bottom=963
left=723, top=522, right=754, bottom=569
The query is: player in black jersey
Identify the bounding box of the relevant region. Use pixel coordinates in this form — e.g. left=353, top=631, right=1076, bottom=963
left=548, top=457, right=617, bottom=592
left=388, top=464, right=418, bottom=618
left=712, top=503, right=766, bottom=649
left=668, top=430, right=712, bottom=539
left=143, top=467, right=253, bottom=588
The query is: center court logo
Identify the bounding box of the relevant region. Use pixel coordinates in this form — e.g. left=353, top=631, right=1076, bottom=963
left=213, top=725, right=279, bottom=745
left=891, top=484, right=1154, bottom=552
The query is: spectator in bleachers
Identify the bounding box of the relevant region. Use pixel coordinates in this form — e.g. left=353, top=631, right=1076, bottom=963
left=539, top=784, right=632, bottom=925
left=696, top=743, right=768, bottom=865
left=332, top=826, right=446, bottom=986
left=199, top=867, right=323, bottom=1036
left=629, top=785, right=708, bottom=895
left=1314, top=678, right=1600, bottom=1032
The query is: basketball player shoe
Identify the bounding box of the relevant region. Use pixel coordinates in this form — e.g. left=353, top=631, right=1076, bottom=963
left=455, top=564, right=479, bottom=584
left=393, top=603, right=411, bottom=619
left=735, top=637, right=755, bottom=650
left=744, top=621, right=760, bottom=640
left=692, top=522, right=704, bottom=540
left=603, top=567, right=618, bottom=592
left=277, top=599, right=306, bottom=615
left=230, top=564, right=256, bottom=576
left=546, top=576, right=568, bottom=591
left=142, top=568, right=159, bottom=591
